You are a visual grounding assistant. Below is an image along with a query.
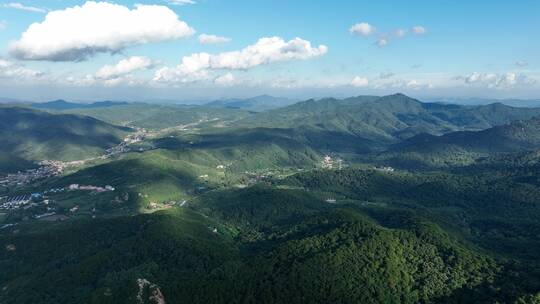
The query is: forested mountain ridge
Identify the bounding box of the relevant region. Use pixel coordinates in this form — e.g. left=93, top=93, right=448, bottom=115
left=236, top=94, right=540, bottom=144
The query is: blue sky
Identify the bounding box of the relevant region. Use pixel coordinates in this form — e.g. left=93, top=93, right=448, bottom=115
left=0, top=0, right=538, bottom=101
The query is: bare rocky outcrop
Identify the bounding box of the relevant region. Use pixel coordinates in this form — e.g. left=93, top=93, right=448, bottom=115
left=136, top=278, right=166, bottom=304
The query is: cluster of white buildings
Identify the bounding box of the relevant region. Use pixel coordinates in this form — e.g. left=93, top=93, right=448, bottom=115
left=375, top=166, right=395, bottom=172
left=321, top=155, right=344, bottom=170
left=68, top=184, right=115, bottom=193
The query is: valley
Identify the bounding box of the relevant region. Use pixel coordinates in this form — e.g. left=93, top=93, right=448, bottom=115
left=1, top=1, right=537, bottom=302
left=2, top=94, right=540, bottom=303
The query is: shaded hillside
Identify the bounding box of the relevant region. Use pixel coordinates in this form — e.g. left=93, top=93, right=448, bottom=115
left=0, top=107, right=132, bottom=164
left=386, top=116, right=540, bottom=166
left=369, top=116, right=540, bottom=170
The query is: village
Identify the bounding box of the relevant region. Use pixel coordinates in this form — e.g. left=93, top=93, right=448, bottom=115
left=0, top=183, right=116, bottom=225
left=0, top=160, right=64, bottom=187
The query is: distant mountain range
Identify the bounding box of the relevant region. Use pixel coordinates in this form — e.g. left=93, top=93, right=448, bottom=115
left=429, top=97, right=540, bottom=108
left=32, top=100, right=129, bottom=110
left=204, top=95, right=297, bottom=112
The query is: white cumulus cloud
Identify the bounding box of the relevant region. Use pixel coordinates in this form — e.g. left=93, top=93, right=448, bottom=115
left=349, top=22, right=375, bottom=36
left=351, top=76, right=369, bottom=87
left=1, top=2, right=47, bottom=13
left=199, top=34, right=231, bottom=44
left=9, top=1, right=195, bottom=61
left=96, top=56, right=154, bottom=79
left=154, top=36, right=327, bottom=83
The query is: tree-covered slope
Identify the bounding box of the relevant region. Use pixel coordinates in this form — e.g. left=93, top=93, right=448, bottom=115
left=0, top=186, right=501, bottom=304
left=282, top=168, right=540, bottom=260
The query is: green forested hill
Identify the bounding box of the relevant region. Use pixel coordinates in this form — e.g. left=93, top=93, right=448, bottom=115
left=0, top=107, right=131, bottom=165
left=376, top=116, right=540, bottom=169
left=398, top=116, right=540, bottom=154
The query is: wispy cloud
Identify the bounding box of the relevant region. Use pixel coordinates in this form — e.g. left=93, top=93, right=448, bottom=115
left=379, top=72, right=395, bottom=79
left=411, top=26, right=427, bottom=34
left=375, top=38, right=388, bottom=48
left=1, top=2, right=48, bottom=13
left=350, top=22, right=427, bottom=47
left=166, top=0, right=196, bottom=5
left=198, top=34, right=231, bottom=44
left=515, top=60, right=528, bottom=67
